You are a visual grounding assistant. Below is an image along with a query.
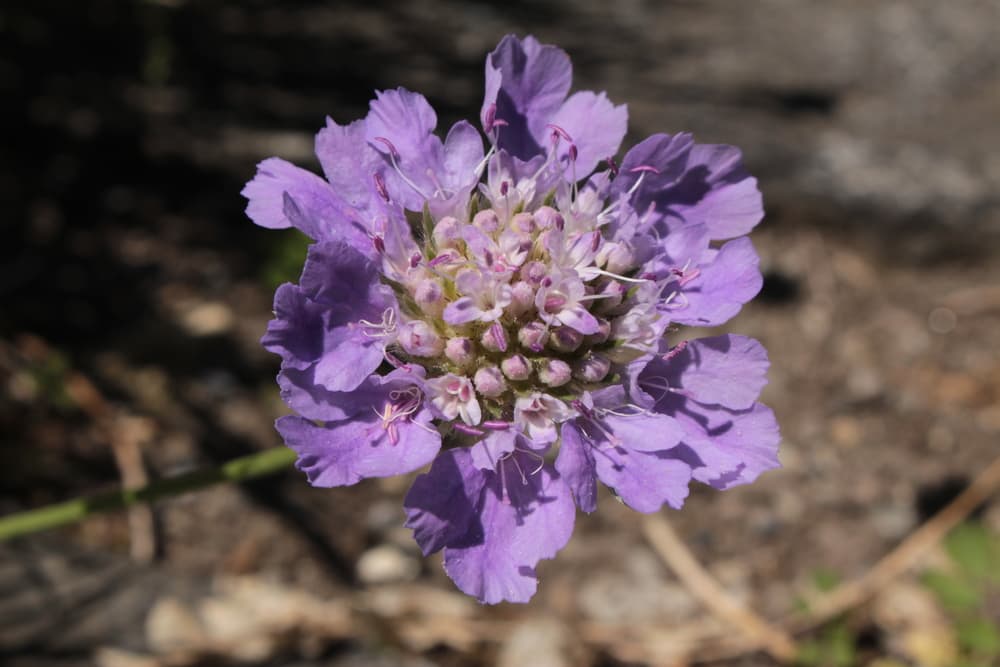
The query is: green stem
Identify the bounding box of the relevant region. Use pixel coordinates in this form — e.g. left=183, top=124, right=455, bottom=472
left=0, top=446, right=298, bottom=541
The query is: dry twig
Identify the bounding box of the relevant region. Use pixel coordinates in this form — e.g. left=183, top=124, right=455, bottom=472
left=642, top=515, right=798, bottom=663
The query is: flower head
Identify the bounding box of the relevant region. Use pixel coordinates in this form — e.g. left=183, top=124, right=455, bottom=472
left=245, top=34, right=779, bottom=604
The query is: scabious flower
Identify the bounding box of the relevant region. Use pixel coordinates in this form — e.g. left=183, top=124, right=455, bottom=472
left=244, top=35, right=779, bottom=604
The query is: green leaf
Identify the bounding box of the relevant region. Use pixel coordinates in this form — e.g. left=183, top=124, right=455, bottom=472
left=956, top=618, right=1000, bottom=656
left=921, top=570, right=982, bottom=611
left=812, top=568, right=841, bottom=593
left=945, top=522, right=999, bottom=582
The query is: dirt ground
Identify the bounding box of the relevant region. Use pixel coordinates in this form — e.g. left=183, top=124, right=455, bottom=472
left=2, top=2, right=999, bottom=666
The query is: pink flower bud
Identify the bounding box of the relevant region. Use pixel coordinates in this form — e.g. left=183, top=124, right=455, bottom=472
left=533, top=206, right=564, bottom=231
left=538, top=359, right=572, bottom=387
left=472, top=209, right=500, bottom=234
left=398, top=320, right=443, bottom=357
left=433, top=216, right=462, bottom=249
left=517, top=321, right=549, bottom=352
left=500, top=354, right=532, bottom=381
left=507, top=281, right=535, bottom=316
left=444, top=337, right=474, bottom=366
left=473, top=366, right=506, bottom=398
left=548, top=326, right=583, bottom=353
left=573, top=354, right=611, bottom=383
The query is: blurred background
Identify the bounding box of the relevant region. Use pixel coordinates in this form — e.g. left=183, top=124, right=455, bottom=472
left=2, top=1, right=1000, bottom=666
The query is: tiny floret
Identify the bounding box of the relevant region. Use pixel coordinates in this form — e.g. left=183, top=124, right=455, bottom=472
left=246, top=34, right=778, bottom=604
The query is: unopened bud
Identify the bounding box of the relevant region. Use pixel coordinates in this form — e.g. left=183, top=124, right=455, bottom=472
left=600, top=242, right=637, bottom=274
left=444, top=337, right=474, bottom=366
left=518, top=321, right=549, bottom=352
left=522, top=260, right=548, bottom=286
left=538, top=359, right=572, bottom=387
left=473, top=209, right=500, bottom=234
left=480, top=323, right=508, bottom=353
left=414, top=278, right=445, bottom=316
left=549, top=326, right=583, bottom=353
left=573, top=354, right=611, bottom=383
left=592, top=281, right=626, bottom=314
left=509, top=212, right=536, bottom=235
left=398, top=320, right=443, bottom=357
left=508, top=281, right=535, bottom=316
left=584, top=318, right=611, bottom=345
left=474, top=366, right=507, bottom=398
left=433, top=216, right=462, bottom=249
left=501, top=354, right=532, bottom=381
left=533, top=206, right=563, bottom=231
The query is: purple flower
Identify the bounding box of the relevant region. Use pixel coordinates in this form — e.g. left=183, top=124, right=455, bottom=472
left=245, top=35, right=779, bottom=604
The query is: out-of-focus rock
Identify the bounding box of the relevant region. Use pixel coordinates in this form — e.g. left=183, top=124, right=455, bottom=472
left=356, top=544, right=420, bottom=585
left=498, top=618, right=581, bottom=667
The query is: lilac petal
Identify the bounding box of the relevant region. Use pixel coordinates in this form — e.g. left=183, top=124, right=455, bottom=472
left=586, top=386, right=684, bottom=452
left=242, top=158, right=347, bottom=239
left=470, top=429, right=520, bottom=471
left=557, top=304, right=601, bottom=334
left=367, top=88, right=439, bottom=162
left=442, top=120, right=486, bottom=184
left=261, top=283, right=323, bottom=370
left=278, top=368, right=373, bottom=422
left=611, top=133, right=695, bottom=205
left=674, top=402, right=781, bottom=490
left=483, top=35, right=573, bottom=161
left=277, top=409, right=440, bottom=488
left=668, top=143, right=763, bottom=239
left=443, top=297, right=484, bottom=325
left=549, top=91, right=628, bottom=178
left=298, top=240, right=393, bottom=313
left=554, top=421, right=598, bottom=513
left=592, top=443, right=692, bottom=513
left=601, top=411, right=685, bottom=453
left=653, top=223, right=711, bottom=272
left=661, top=335, right=770, bottom=410
left=443, top=453, right=576, bottom=604
left=314, top=117, right=382, bottom=212
left=669, top=237, right=763, bottom=327
left=404, top=448, right=486, bottom=556
left=295, top=240, right=397, bottom=392
left=313, top=343, right=386, bottom=394
left=366, top=88, right=442, bottom=211
left=428, top=120, right=486, bottom=220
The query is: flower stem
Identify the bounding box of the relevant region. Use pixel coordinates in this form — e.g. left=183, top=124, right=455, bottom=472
left=0, top=446, right=298, bottom=541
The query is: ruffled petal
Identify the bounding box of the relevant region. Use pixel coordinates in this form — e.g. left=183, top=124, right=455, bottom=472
left=668, top=237, right=763, bottom=327
left=549, top=91, right=628, bottom=178
left=667, top=143, right=763, bottom=239
left=554, top=421, right=598, bottom=513
left=442, top=451, right=575, bottom=604
left=675, top=401, right=781, bottom=490
left=261, top=283, right=324, bottom=370
left=592, top=443, right=692, bottom=513
left=366, top=88, right=443, bottom=211
left=482, top=35, right=572, bottom=161
left=242, top=158, right=349, bottom=240
left=277, top=405, right=440, bottom=488
left=283, top=240, right=397, bottom=392
left=404, top=448, right=486, bottom=556
left=656, top=335, right=770, bottom=410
